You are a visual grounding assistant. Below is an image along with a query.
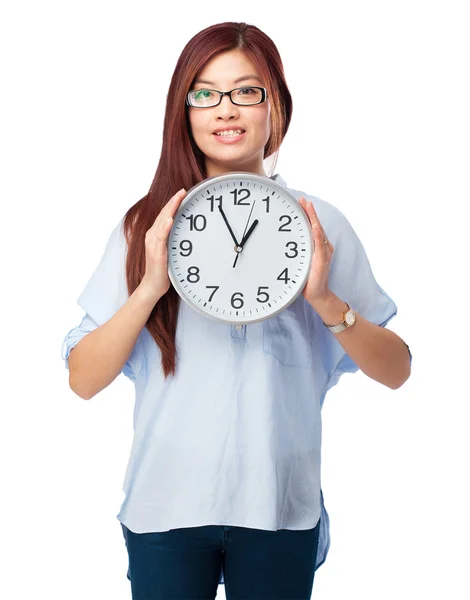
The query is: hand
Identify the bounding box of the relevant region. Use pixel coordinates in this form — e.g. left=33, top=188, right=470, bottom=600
left=218, top=205, right=239, bottom=248
left=233, top=200, right=257, bottom=268
left=141, top=187, right=187, bottom=298
left=298, top=196, right=334, bottom=307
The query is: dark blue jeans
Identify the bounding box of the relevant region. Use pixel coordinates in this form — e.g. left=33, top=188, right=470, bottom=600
left=120, top=518, right=321, bottom=599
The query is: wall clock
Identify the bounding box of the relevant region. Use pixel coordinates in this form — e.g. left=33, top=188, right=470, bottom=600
left=167, top=171, right=313, bottom=324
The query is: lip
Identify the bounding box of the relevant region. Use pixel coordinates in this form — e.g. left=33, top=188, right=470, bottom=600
left=212, top=130, right=246, bottom=144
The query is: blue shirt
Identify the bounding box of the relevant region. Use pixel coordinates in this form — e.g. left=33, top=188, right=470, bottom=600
left=62, top=173, right=411, bottom=585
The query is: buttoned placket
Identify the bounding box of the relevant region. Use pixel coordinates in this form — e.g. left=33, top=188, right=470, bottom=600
left=231, top=323, right=246, bottom=339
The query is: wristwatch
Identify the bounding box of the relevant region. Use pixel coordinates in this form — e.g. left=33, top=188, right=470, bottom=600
left=323, top=302, right=357, bottom=334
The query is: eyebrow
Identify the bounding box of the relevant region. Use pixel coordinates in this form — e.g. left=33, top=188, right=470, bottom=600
left=193, top=74, right=263, bottom=86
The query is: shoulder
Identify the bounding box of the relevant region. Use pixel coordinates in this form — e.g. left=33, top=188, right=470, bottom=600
left=108, top=216, right=128, bottom=251
left=95, top=216, right=130, bottom=270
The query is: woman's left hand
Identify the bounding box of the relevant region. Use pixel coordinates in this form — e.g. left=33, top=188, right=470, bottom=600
left=298, top=196, right=334, bottom=307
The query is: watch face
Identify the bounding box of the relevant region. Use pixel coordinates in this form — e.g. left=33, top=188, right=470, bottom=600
left=346, top=310, right=356, bottom=325
left=167, top=172, right=313, bottom=324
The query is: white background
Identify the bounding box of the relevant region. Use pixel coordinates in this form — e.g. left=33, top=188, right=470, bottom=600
left=1, top=1, right=468, bottom=599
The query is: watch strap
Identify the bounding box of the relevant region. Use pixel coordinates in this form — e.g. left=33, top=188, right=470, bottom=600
left=323, top=302, right=352, bottom=333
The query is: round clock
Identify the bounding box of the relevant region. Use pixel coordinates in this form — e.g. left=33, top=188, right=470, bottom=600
left=167, top=171, right=314, bottom=324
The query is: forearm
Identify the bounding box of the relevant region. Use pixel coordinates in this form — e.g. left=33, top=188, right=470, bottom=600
left=311, top=292, right=411, bottom=389
left=68, top=281, right=162, bottom=399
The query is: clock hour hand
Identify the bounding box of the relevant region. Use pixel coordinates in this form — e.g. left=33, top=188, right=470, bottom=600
left=233, top=220, right=259, bottom=268
left=239, top=219, right=259, bottom=248
left=218, top=205, right=239, bottom=249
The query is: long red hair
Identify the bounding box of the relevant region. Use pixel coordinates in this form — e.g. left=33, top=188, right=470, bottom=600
left=122, top=21, right=293, bottom=378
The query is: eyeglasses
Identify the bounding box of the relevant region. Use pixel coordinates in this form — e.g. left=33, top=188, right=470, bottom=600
left=186, top=86, right=267, bottom=108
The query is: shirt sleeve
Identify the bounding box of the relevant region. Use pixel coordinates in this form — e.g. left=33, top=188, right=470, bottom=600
left=61, top=218, right=139, bottom=383
left=77, top=218, right=131, bottom=325
left=61, top=312, right=136, bottom=382
left=61, top=313, right=98, bottom=370
left=321, top=204, right=410, bottom=387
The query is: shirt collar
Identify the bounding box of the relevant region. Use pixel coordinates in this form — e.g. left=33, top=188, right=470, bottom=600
left=270, top=173, right=288, bottom=188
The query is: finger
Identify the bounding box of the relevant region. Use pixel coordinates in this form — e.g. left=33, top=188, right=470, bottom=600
left=305, top=207, right=326, bottom=249
left=156, top=214, right=175, bottom=243
left=152, top=188, right=187, bottom=229
left=163, top=187, right=187, bottom=219
left=147, top=190, right=186, bottom=251
left=305, top=200, right=318, bottom=223
left=306, top=201, right=326, bottom=236
left=169, top=187, right=187, bottom=206
left=299, top=197, right=312, bottom=225
left=303, top=201, right=318, bottom=230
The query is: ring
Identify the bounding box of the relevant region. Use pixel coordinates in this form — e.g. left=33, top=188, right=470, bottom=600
left=323, top=238, right=328, bottom=245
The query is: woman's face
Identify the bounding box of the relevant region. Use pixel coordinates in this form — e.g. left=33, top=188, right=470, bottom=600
left=188, top=49, right=271, bottom=178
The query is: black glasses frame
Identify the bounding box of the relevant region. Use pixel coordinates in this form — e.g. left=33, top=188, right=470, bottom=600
left=186, top=86, right=267, bottom=108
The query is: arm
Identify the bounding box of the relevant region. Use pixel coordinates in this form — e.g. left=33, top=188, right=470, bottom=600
left=68, top=281, right=162, bottom=400
left=312, top=291, right=411, bottom=390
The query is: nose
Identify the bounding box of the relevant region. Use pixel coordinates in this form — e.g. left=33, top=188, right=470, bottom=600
left=215, top=93, right=239, bottom=119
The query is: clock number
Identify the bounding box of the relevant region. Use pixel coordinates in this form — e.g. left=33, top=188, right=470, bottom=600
left=206, top=286, right=219, bottom=302
left=186, top=214, right=207, bottom=231
left=207, top=194, right=222, bottom=212
left=231, top=292, right=244, bottom=309
left=261, top=195, right=270, bottom=213
left=179, top=240, right=193, bottom=257
left=285, top=241, right=298, bottom=258
left=278, top=215, right=292, bottom=232
left=230, top=188, right=250, bottom=205
left=256, top=286, right=270, bottom=303
left=277, top=268, right=291, bottom=284
left=187, top=266, right=200, bottom=283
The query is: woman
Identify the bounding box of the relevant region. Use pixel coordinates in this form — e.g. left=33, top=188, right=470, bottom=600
left=62, top=21, right=412, bottom=600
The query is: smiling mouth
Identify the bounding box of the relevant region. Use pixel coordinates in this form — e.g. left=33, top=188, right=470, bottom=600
left=213, top=129, right=246, bottom=137
left=212, top=131, right=247, bottom=145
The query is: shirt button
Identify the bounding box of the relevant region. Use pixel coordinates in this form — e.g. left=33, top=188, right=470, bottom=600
left=235, top=324, right=243, bottom=331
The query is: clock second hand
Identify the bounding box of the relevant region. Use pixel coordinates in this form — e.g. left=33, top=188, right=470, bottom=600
left=233, top=200, right=257, bottom=268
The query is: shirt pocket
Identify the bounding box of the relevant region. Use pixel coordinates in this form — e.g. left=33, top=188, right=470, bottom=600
left=262, top=298, right=313, bottom=368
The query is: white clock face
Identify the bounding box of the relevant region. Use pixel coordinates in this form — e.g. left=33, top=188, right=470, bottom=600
left=167, top=172, right=313, bottom=324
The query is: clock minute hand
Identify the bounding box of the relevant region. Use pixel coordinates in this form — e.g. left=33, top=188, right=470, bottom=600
left=218, top=205, right=239, bottom=249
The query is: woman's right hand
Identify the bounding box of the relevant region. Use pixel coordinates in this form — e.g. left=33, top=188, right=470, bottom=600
left=140, top=187, right=187, bottom=298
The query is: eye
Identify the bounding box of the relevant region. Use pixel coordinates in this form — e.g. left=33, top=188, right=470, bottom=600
left=237, top=86, right=257, bottom=95
left=193, top=89, right=214, bottom=100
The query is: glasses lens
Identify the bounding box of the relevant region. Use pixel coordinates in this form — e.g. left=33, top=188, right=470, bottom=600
left=232, top=87, right=263, bottom=105
left=188, top=89, right=219, bottom=107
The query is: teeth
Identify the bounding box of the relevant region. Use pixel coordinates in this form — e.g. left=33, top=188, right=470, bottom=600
left=215, top=130, right=244, bottom=137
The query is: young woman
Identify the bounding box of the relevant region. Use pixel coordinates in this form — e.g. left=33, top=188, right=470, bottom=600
left=62, top=21, right=412, bottom=600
